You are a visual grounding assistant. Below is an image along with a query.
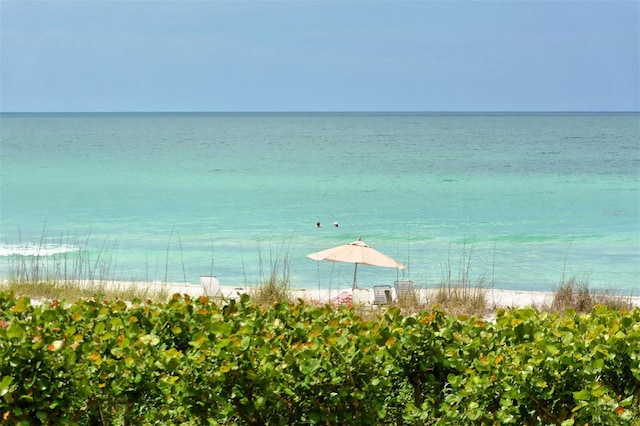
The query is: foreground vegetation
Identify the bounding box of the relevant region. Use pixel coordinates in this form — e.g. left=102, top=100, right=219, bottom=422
left=1, top=291, right=638, bottom=425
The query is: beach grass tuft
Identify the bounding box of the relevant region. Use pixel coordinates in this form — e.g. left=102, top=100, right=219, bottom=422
left=431, top=277, right=490, bottom=317
left=427, top=244, right=492, bottom=317
left=248, top=243, right=293, bottom=307
left=545, top=274, right=634, bottom=313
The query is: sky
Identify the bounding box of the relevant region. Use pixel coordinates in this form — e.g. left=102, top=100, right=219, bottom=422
left=0, top=0, right=638, bottom=112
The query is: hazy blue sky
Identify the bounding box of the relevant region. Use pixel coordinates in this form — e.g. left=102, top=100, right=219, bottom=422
left=1, top=1, right=638, bottom=112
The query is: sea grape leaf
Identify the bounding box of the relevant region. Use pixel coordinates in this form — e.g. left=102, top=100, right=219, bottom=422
left=573, top=389, right=591, bottom=401
left=10, top=297, right=29, bottom=313
left=6, top=323, right=24, bottom=339
left=0, top=376, right=13, bottom=397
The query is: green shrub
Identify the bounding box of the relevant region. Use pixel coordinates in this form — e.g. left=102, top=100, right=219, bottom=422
left=1, top=291, right=638, bottom=425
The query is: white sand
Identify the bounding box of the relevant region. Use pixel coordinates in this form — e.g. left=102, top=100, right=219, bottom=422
left=10, top=279, right=639, bottom=310
left=154, top=282, right=640, bottom=309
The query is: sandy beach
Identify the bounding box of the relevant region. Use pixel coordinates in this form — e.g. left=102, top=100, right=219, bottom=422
left=82, top=279, right=640, bottom=310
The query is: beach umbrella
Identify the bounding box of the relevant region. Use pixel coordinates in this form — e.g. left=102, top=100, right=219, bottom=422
left=307, top=238, right=405, bottom=290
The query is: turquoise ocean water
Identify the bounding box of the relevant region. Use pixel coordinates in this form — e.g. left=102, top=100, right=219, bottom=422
left=1, top=113, right=639, bottom=294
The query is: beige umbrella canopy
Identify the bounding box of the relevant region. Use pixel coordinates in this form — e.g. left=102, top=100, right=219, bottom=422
left=307, top=239, right=405, bottom=290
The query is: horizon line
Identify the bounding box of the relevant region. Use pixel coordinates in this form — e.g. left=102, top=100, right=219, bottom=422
left=1, top=110, right=639, bottom=114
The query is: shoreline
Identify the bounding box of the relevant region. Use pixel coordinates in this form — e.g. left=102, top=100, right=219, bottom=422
left=7, top=279, right=637, bottom=310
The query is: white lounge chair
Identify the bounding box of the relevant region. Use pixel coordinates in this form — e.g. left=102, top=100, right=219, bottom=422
left=352, top=288, right=372, bottom=305
left=200, top=275, right=223, bottom=298
left=373, top=285, right=393, bottom=305
left=394, top=280, right=416, bottom=304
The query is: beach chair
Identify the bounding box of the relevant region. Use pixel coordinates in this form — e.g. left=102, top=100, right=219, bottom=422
left=352, top=288, right=372, bottom=305
left=373, top=285, right=393, bottom=305
left=200, top=275, right=223, bottom=299
left=394, top=280, right=417, bottom=304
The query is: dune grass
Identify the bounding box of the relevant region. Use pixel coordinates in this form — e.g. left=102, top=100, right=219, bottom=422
left=541, top=274, right=634, bottom=313
left=0, top=232, right=171, bottom=303
left=427, top=244, right=493, bottom=317
left=2, top=234, right=635, bottom=316
left=4, top=231, right=116, bottom=280
left=1, top=279, right=170, bottom=304
left=247, top=243, right=293, bottom=307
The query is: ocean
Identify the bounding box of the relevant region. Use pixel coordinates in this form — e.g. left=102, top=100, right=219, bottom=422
left=1, top=112, right=639, bottom=294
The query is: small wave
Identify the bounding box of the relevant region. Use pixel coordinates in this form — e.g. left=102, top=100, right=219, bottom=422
left=0, top=243, right=80, bottom=257
left=491, top=234, right=565, bottom=244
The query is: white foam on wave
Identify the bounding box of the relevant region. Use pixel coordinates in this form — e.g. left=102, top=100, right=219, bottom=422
left=0, top=243, right=80, bottom=257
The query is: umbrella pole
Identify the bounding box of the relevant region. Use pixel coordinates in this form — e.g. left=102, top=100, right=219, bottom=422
left=352, top=263, right=358, bottom=291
